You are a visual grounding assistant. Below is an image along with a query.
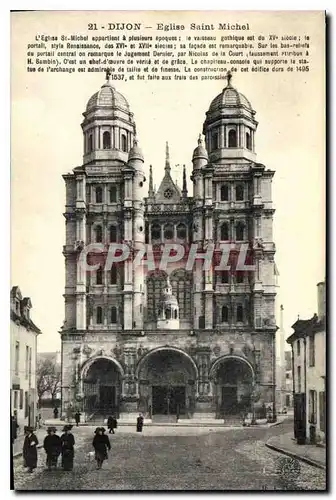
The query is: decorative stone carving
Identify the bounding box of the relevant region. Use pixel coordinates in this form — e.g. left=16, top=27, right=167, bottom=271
left=73, top=347, right=81, bottom=355
left=74, top=240, right=84, bottom=251
left=213, top=345, right=221, bottom=356
left=83, top=344, right=93, bottom=357
left=113, top=346, right=122, bottom=358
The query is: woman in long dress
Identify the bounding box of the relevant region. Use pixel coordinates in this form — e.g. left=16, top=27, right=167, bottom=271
left=92, top=427, right=111, bottom=469
left=60, top=425, right=75, bottom=471
left=22, top=426, right=39, bottom=473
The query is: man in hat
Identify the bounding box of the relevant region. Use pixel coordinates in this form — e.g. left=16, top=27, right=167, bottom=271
left=60, top=425, right=75, bottom=471
left=107, top=414, right=117, bottom=434
left=74, top=411, right=81, bottom=427
left=22, top=426, right=39, bottom=473
left=43, top=427, right=61, bottom=470
left=136, top=413, right=144, bottom=433
left=92, top=427, right=111, bottom=470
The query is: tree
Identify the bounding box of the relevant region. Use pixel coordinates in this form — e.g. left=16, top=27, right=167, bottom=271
left=36, top=358, right=61, bottom=404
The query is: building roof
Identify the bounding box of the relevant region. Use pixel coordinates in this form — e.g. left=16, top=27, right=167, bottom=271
left=286, top=313, right=325, bottom=345
left=209, top=85, right=253, bottom=113
left=10, top=308, right=41, bottom=334
left=86, top=80, right=130, bottom=113
left=10, top=285, right=42, bottom=334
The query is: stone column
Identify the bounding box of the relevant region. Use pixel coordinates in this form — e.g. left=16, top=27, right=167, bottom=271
left=220, top=125, right=225, bottom=148
left=94, top=126, right=99, bottom=150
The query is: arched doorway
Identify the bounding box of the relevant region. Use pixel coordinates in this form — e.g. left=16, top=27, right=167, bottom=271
left=210, top=356, right=254, bottom=418
left=137, top=348, right=198, bottom=419
left=82, top=357, right=123, bottom=417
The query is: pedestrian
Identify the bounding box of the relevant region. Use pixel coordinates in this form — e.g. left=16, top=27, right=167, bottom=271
left=74, top=411, right=81, bottom=427
left=92, top=427, right=111, bottom=470
left=107, top=415, right=117, bottom=434
left=22, top=426, right=39, bottom=473
left=136, top=413, right=144, bottom=432
left=43, top=426, right=61, bottom=470
left=53, top=407, right=59, bottom=419
left=60, top=425, right=75, bottom=471
left=11, top=412, right=19, bottom=444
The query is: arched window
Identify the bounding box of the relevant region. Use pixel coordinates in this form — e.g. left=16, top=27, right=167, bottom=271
left=220, top=222, right=229, bottom=241
left=96, top=186, right=103, bottom=203
left=96, top=306, right=103, bottom=324
left=236, top=272, right=244, bottom=283
left=110, top=306, right=117, bottom=324
left=94, top=225, right=102, bottom=243
left=146, top=271, right=167, bottom=321
left=236, top=184, right=244, bottom=201
left=121, top=135, right=127, bottom=152
left=151, top=224, right=161, bottom=241
left=174, top=309, right=178, bottom=319
left=177, top=223, right=187, bottom=240
left=170, top=269, right=192, bottom=320
left=221, top=271, right=229, bottom=284
left=103, top=131, right=111, bottom=149
left=237, top=304, right=244, bottom=322
left=246, top=131, right=252, bottom=150
left=110, top=265, right=117, bottom=285
left=96, top=267, right=103, bottom=285
left=221, top=306, right=229, bottom=323
left=164, top=224, right=174, bottom=240
left=236, top=222, right=245, bottom=241
left=211, top=129, right=219, bottom=151
left=109, top=186, right=117, bottom=203
left=228, top=129, right=237, bottom=148
left=221, top=185, right=229, bottom=201
left=88, top=134, right=93, bottom=152
left=110, top=225, right=117, bottom=243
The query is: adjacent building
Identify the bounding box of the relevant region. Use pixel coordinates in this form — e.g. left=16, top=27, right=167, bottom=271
left=10, top=286, right=41, bottom=429
left=61, top=72, right=278, bottom=421
left=284, top=350, right=293, bottom=409
left=287, top=280, right=326, bottom=443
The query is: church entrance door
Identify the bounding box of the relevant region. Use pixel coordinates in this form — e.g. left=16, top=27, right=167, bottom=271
left=152, top=386, right=186, bottom=415
left=221, top=386, right=238, bottom=414
left=99, top=386, right=116, bottom=414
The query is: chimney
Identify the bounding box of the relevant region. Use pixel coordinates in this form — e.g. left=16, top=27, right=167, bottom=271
left=317, top=280, right=325, bottom=320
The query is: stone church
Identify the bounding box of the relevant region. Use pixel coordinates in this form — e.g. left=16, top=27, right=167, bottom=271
left=61, top=71, right=277, bottom=422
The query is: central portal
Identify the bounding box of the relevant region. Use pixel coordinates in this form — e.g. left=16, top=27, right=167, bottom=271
left=152, top=386, right=186, bottom=415
left=137, top=348, right=197, bottom=418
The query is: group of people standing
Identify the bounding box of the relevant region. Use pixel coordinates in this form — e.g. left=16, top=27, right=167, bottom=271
left=18, top=412, right=144, bottom=474
left=22, top=424, right=75, bottom=473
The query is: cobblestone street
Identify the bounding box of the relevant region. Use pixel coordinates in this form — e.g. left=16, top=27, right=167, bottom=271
left=13, top=421, right=326, bottom=491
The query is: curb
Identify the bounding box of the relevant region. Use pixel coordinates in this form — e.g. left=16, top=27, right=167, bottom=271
left=265, top=442, right=326, bottom=470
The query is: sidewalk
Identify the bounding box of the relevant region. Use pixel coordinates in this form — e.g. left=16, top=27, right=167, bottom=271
left=44, top=416, right=286, bottom=428
left=266, top=432, right=326, bottom=470
left=12, top=427, right=47, bottom=458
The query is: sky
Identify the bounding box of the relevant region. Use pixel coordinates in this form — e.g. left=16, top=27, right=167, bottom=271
left=11, top=11, right=325, bottom=353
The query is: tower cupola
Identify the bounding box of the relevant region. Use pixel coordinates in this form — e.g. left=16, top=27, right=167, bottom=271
left=203, top=72, right=258, bottom=163
left=81, top=69, right=136, bottom=165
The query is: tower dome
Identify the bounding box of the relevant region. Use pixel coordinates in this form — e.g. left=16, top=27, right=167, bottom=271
left=81, top=69, right=136, bottom=165
left=128, top=138, right=144, bottom=162
left=192, top=134, right=208, bottom=161
left=86, top=80, right=130, bottom=113
left=203, top=72, right=258, bottom=163
left=209, top=86, right=253, bottom=113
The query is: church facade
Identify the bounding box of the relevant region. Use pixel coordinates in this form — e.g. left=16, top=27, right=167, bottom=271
left=61, top=72, right=277, bottom=421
